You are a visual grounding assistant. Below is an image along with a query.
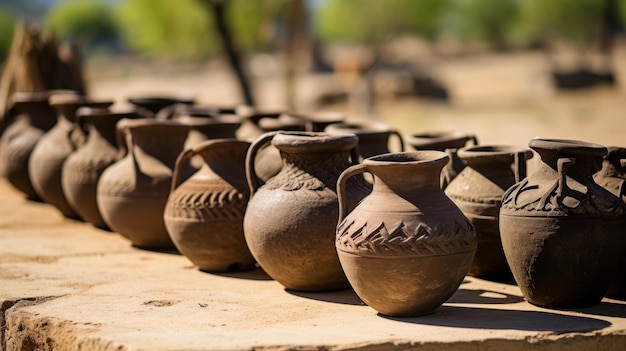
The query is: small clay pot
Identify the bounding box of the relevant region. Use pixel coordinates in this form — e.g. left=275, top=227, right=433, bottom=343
left=164, top=139, right=255, bottom=272
left=336, top=151, right=477, bottom=316
left=325, top=120, right=404, bottom=160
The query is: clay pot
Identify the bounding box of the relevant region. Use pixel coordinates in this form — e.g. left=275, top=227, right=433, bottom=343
left=28, top=94, right=113, bottom=218
left=405, top=131, right=478, bottom=189
left=61, top=108, right=140, bottom=228
left=0, top=92, right=57, bottom=199
left=593, top=146, right=626, bottom=299
left=97, top=119, right=192, bottom=250
left=445, top=145, right=533, bottom=278
left=244, top=131, right=370, bottom=291
left=287, top=111, right=345, bottom=132
left=500, top=138, right=626, bottom=308
left=128, top=96, right=195, bottom=118
left=325, top=120, right=404, bottom=160
left=164, top=139, right=255, bottom=272
left=336, top=151, right=477, bottom=316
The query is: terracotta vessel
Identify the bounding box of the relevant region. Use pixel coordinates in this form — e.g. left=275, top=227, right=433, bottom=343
left=164, top=139, right=255, bottom=272
left=244, top=131, right=370, bottom=291
left=336, top=151, right=477, bottom=316
left=405, top=131, right=478, bottom=189
left=594, top=146, right=626, bottom=299
left=445, top=145, right=533, bottom=278
left=28, top=94, right=113, bottom=218
left=325, top=120, right=404, bottom=160
left=61, top=108, right=140, bottom=228
left=500, top=138, right=626, bottom=308
left=97, top=119, right=191, bottom=249
left=0, top=92, right=57, bottom=199
left=287, top=111, right=345, bottom=132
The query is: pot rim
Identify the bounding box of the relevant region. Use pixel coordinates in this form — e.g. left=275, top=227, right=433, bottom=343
left=363, top=151, right=449, bottom=167
left=529, top=138, right=607, bottom=157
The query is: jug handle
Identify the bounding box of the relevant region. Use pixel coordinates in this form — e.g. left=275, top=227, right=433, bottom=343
left=513, top=151, right=528, bottom=183
left=337, top=163, right=367, bottom=225
left=246, top=131, right=279, bottom=195
left=115, top=120, right=130, bottom=160
left=171, top=148, right=196, bottom=193
left=556, top=157, right=575, bottom=204
left=390, top=129, right=405, bottom=152
left=468, top=135, right=479, bottom=146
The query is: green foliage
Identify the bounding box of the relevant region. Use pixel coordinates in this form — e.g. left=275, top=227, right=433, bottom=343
left=116, top=0, right=218, bottom=58
left=519, top=0, right=605, bottom=47
left=227, top=0, right=289, bottom=52
left=44, top=0, right=118, bottom=50
left=0, top=7, right=15, bottom=63
left=455, top=0, right=519, bottom=49
left=314, top=0, right=452, bottom=45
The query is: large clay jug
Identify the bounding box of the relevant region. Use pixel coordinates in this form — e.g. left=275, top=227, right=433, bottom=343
left=244, top=131, right=370, bottom=291
left=593, top=146, right=626, bottom=299
left=445, top=145, right=533, bottom=278
left=29, top=94, right=113, bottom=218
left=0, top=92, right=57, bottom=199
left=325, top=120, right=404, bottom=160
left=405, top=131, right=478, bottom=189
left=336, top=151, right=477, bottom=316
left=97, top=119, right=191, bottom=250
left=164, top=139, right=255, bottom=272
left=61, top=108, right=140, bottom=228
left=500, top=138, right=626, bottom=308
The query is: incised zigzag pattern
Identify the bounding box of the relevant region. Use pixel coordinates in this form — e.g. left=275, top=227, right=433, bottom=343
left=262, top=153, right=350, bottom=191
left=167, top=181, right=248, bottom=220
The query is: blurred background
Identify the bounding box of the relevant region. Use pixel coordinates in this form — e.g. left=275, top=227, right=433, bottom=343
left=1, top=0, right=625, bottom=147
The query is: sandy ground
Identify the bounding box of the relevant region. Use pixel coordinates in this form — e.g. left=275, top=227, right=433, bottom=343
left=85, top=46, right=626, bottom=150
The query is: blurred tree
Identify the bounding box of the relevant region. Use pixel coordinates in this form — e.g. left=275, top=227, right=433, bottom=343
left=455, top=0, right=519, bottom=51
left=44, top=0, right=118, bottom=53
left=116, top=0, right=218, bottom=58
left=227, top=0, right=289, bottom=53
left=314, top=0, right=452, bottom=45
left=0, top=7, right=15, bottom=64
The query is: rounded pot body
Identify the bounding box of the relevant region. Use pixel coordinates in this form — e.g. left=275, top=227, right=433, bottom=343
left=62, top=109, right=139, bottom=228
left=0, top=92, right=56, bottom=199
left=244, top=131, right=370, bottom=291
left=97, top=119, right=191, bottom=249
left=28, top=95, right=112, bottom=218
left=500, top=138, right=626, bottom=308
left=445, top=145, right=533, bottom=278
left=164, top=139, right=255, bottom=272
left=336, top=151, right=477, bottom=316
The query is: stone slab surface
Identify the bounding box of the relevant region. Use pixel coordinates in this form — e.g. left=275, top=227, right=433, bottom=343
left=1, top=178, right=625, bottom=351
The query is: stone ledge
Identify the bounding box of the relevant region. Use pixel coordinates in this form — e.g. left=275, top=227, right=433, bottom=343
left=0, top=179, right=625, bottom=351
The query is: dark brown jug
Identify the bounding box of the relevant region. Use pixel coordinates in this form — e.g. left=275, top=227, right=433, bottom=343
left=97, top=119, right=191, bottom=250
left=164, top=139, right=255, bottom=272
left=445, top=145, right=533, bottom=278
left=0, top=92, right=57, bottom=199
left=405, top=131, right=478, bottom=189
left=336, top=151, right=477, bottom=316
left=500, top=138, right=626, bottom=308
left=28, top=94, right=113, bottom=218
left=244, top=131, right=370, bottom=291
left=61, top=108, right=140, bottom=228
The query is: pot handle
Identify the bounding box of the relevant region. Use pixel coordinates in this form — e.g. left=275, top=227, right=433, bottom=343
left=337, top=163, right=367, bottom=225
left=171, top=148, right=196, bottom=193
left=556, top=157, right=575, bottom=203
left=246, top=131, right=279, bottom=195
left=389, top=129, right=405, bottom=152
left=467, top=135, right=479, bottom=146
left=513, top=151, right=527, bottom=183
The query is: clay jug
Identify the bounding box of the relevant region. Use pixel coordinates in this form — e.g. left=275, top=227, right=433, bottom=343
left=500, top=138, right=626, bottom=308
left=593, top=146, right=626, bottom=299
left=97, top=119, right=191, bottom=250
left=405, top=131, right=478, bottom=189
left=325, top=120, right=404, bottom=160
left=336, top=151, right=477, bottom=316
left=164, top=139, right=255, bottom=272
left=29, top=94, right=113, bottom=218
left=445, top=145, right=533, bottom=278
left=0, top=92, right=57, bottom=199
left=61, top=108, right=140, bottom=228
left=244, top=131, right=370, bottom=291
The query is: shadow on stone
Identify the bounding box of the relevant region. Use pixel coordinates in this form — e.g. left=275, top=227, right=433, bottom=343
left=212, top=267, right=273, bottom=281
left=381, top=305, right=612, bottom=332
left=447, top=288, right=525, bottom=305
left=286, top=288, right=365, bottom=306
left=549, top=301, right=626, bottom=319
